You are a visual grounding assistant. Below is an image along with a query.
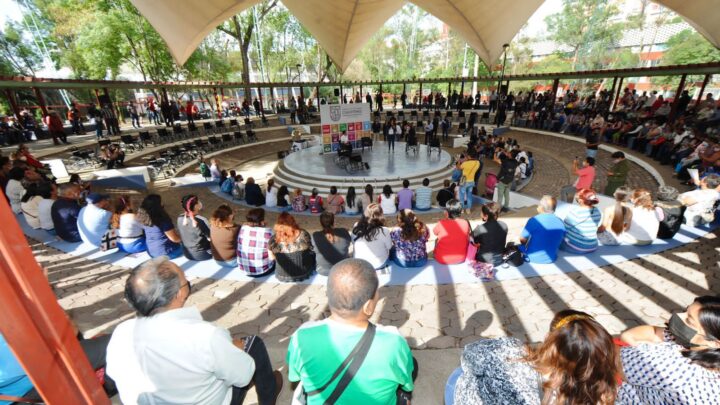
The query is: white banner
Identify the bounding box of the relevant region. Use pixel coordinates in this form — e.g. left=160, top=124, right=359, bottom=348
left=319, top=103, right=371, bottom=124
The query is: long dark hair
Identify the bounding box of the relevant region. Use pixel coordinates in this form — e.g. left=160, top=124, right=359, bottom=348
left=364, top=184, right=373, bottom=200
left=277, top=185, right=289, bottom=205
left=681, top=296, right=720, bottom=370
left=353, top=203, right=385, bottom=241
left=610, top=187, right=630, bottom=235
left=320, top=211, right=336, bottom=243
left=20, top=182, right=39, bottom=203
left=346, top=186, right=356, bottom=209
left=526, top=309, right=621, bottom=405
left=382, top=184, right=392, bottom=198
left=136, top=194, right=172, bottom=227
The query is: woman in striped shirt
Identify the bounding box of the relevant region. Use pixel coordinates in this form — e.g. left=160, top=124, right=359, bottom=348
left=562, top=188, right=602, bottom=253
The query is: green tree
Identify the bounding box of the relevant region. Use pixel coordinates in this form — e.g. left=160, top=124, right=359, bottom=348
left=0, top=22, right=43, bottom=76
left=217, top=1, right=278, bottom=96
left=662, top=29, right=720, bottom=66
left=545, top=0, right=622, bottom=70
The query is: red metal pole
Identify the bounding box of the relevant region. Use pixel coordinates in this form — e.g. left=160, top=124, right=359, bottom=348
left=612, top=77, right=624, bottom=111
left=551, top=78, right=560, bottom=104
left=0, top=195, right=110, bottom=404
left=257, top=87, right=264, bottom=114
left=213, top=87, right=221, bottom=119
left=669, top=73, right=687, bottom=123
left=695, top=74, right=711, bottom=110
left=33, top=87, right=48, bottom=116
left=4, top=89, right=21, bottom=118
left=103, top=87, right=118, bottom=118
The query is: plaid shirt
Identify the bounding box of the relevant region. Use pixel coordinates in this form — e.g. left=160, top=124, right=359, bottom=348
left=237, top=225, right=274, bottom=275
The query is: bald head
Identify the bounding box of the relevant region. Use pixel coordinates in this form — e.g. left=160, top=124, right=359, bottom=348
left=327, top=259, right=378, bottom=317
left=124, top=257, right=183, bottom=317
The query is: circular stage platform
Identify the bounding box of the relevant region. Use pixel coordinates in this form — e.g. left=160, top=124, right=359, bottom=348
left=274, top=141, right=453, bottom=194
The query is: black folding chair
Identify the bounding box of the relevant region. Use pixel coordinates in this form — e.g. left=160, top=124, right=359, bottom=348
left=233, top=131, right=245, bottom=145
left=138, top=131, right=154, bottom=146
left=202, top=122, right=214, bottom=135
left=215, top=120, right=225, bottom=134
left=121, top=134, right=142, bottom=152
left=246, top=129, right=257, bottom=142
left=156, top=128, right=171, bottom=144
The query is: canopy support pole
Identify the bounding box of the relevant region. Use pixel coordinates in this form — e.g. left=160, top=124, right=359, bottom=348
left=695, top=74, right=711, bottom=110
left=669, top=74, right=687, bottom=123
left=33, top=87, right=48, bottom=116
left=4, top=89, right=21, bottom=118
left=612, top=77, right=624, bottom=111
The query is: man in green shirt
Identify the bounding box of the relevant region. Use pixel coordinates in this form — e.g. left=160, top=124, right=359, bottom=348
left=604, top=151, right=629, bottom=195
left=287, top=259, right=416, bottom=404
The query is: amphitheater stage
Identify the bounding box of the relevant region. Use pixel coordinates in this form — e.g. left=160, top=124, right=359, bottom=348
left=275, top=142, right=453, bottom=194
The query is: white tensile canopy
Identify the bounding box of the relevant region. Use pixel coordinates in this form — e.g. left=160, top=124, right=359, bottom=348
left=130, top=0, right=720, bottom=72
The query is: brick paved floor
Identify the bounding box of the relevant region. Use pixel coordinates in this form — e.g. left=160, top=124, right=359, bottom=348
left=27, top=129, right=720, bottom=404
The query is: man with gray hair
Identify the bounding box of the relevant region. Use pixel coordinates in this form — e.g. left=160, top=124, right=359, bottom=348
left=678, top=173, right=720, bottom=226
left=518, top=195, right=566, bottom=264
left=106, top=257, right=282, bottom=405
left=286, top=258, right=416, bottom=404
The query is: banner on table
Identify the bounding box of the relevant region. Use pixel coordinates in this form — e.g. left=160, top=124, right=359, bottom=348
left=319, top=103, right=372, bottom=153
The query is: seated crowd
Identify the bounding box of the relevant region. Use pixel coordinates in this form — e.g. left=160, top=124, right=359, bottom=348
left=512, top=88, right=720, bottom=187
left=2, top=255, right=717, bottom=404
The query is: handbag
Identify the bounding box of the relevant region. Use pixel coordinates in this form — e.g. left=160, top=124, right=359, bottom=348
left=100, top=229, right=118, bottom=251
left=465, top=242, right=478, bottom=263
left=292, top=323, right=377, bottom=405
left=502, top=243, right=525, bottom=267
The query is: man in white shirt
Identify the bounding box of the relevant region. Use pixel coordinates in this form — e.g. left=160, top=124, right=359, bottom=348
left=77, top=192, right=112, bottom=246
left=679, top=174, right=720, bottom=226
left=107, top=257, right=282, bottom=405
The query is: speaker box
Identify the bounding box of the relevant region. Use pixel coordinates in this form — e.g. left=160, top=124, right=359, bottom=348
left=334, top=88, right=340, bottom=97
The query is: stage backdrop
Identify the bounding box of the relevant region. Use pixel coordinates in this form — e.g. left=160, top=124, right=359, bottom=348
left=319, top=103, right=372, bottom=153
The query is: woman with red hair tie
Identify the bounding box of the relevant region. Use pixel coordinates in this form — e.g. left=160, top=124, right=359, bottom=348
left=269, top=212, right=315, bottom=282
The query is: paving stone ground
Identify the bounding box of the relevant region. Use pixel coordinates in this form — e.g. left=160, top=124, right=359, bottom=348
left=26, top=129, right=720, bottom=405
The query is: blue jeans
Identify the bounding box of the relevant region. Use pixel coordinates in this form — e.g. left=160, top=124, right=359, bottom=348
left=586, top=149, right=598, bottom=158
left=387, top=135, right=395, bottom=151
left=392, top=249, right=427, bottom=268
left=118, top=238, right=147, bottom=254
left=459, top=181, right=475, bottom=209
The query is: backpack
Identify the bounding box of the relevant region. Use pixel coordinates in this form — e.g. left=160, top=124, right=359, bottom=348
left=200, top=162, right=211, bottom=178
left=309, top=196, right=323, bottom=214
left=498, top=161, right=517, bottom=184
left=220, top=178, right=234, bottom=194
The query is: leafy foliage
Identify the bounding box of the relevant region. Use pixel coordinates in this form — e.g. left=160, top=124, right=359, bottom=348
left=0, top=22, right=43, bottom=76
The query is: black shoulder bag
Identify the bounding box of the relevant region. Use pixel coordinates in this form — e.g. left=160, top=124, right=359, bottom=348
left=305, top=322, right=377, bottom=404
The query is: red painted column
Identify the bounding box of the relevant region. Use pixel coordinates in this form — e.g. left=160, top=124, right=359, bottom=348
left=668, top=73, right=687, bottom=123
left=695, top=74, right=711, bottom=110
left=0, top=195, right=110, bottom=404
left=257, top=87, right=265, bottom=114
left=213, top=87, right=221, bottom=119
left=612, top=77, right=624, bottom=111
left=4, top=89, right=21, bottom=118
left=103, top=87, right=118, bottom=118
left=33, top=87, right=48, bottom=116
